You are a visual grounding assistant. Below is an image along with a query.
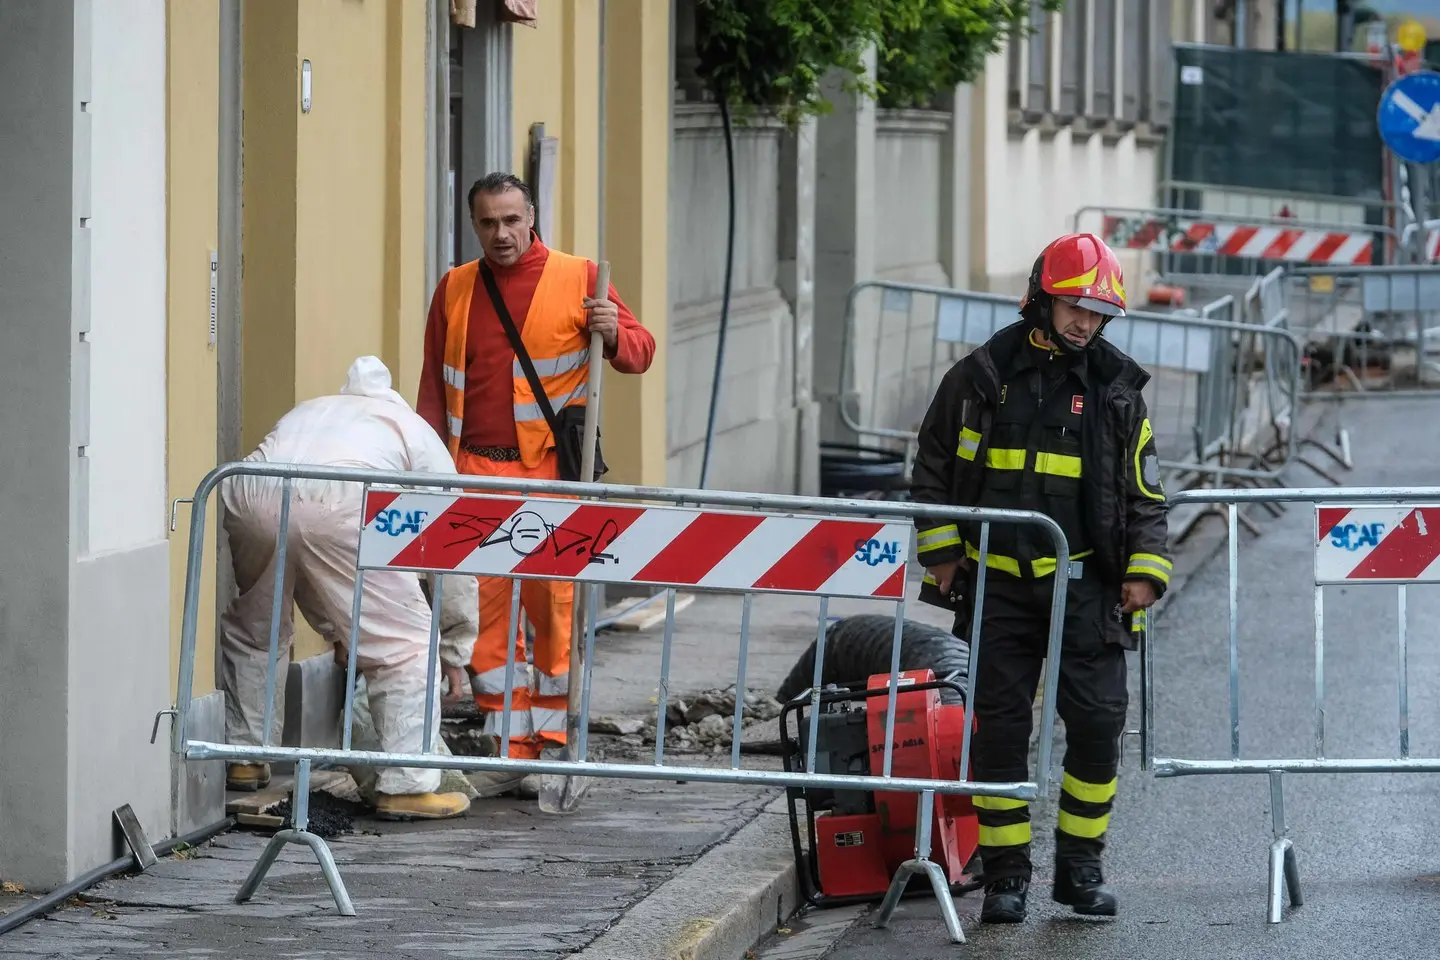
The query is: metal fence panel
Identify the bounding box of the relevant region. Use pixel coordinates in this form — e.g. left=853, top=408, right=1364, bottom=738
left=164, top=462, right=1073, bottom=942
left=1263, top=264, right=1440, bottom=399
left=1143, top=485, right=1440, bottom=925
left=835, top=280, right=1304, bottom=501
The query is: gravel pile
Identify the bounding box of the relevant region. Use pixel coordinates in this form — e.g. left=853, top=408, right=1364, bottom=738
left=270, top=792, right=367, bottom=839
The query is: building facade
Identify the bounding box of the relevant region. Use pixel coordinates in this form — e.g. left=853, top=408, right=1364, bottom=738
left=0, top=0, right=670, bottom=890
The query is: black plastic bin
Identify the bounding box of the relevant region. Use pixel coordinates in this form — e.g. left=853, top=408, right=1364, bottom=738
left=819, top=443, right=910, bottom=500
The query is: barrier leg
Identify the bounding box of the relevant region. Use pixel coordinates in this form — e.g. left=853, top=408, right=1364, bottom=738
left=234, top=759, right=356, bottom=916
left=874, top=790, right=964, bottom=945
left=1265, top=770, right=1302, bottom=924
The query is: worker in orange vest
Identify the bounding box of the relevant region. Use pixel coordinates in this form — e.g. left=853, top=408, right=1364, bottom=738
left=417, top=172, right=656, bottom=797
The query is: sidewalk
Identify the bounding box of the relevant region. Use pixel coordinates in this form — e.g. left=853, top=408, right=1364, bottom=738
left=0, top=466, right=1251, bottom=959
left=0, top=584, right=942, bottom=959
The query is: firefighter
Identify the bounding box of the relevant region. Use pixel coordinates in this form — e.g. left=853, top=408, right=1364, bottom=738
left=910, top=233, right=1170, bottom=922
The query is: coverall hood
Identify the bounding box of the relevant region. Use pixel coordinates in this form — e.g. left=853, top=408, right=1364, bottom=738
left=341, top=356, right=411, bottom=409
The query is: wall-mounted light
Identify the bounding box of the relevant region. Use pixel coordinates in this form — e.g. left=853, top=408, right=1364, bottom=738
left=301, top=59, right=312, bottom=113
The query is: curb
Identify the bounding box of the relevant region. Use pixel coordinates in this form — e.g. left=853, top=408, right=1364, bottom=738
left=574, top=795, right=800, bottom=960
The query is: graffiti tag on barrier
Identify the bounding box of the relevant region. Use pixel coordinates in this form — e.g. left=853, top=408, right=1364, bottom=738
left=854, top=538, right=902, bottom=567
left=1102, top=215, right=1218, bottom=254
left=436, top=508, right=621, bottom=565
left=1328, top=521, right=1387, bottom=552
left=374, top=508, right=429, bottom=536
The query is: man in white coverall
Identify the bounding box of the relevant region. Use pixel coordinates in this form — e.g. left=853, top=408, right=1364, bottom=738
left=220, top=356, right=478, bottom=821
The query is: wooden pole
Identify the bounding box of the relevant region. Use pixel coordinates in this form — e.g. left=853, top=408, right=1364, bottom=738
left=538, top=262, right=608, bottom=814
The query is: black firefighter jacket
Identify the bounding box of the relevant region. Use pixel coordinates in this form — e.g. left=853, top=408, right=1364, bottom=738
left=910, top=320, right=1172, bottom=649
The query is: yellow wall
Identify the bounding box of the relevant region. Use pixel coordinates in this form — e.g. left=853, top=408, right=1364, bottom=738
left=166, top=0, right=220, bottom=698
left=241, top=0, right=429, bottom=659
left=600, top=0, right=670, bottom=486
left=512, top=4, right=600, bottom=260
left=510, top=1, right=669, bottom=485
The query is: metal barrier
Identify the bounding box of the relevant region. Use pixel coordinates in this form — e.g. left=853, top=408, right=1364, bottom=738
left=833, top=280, right=1307, bottom=508
left=1139, top=485, right=1440, bottom=924
left=1071, top=204, right=1404, bottom=294
left=1241, top=267, right=1356, bottom=486
left=1266, top=264, right=1440, bottom=400
left=160, top=461, right=1075, bottom=945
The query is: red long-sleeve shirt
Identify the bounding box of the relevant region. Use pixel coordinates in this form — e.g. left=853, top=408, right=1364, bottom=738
left=417, top=237, right=656, bottom=449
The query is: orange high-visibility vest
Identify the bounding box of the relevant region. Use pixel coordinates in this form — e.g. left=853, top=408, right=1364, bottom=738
left=440, top=250, right=592, bottom=467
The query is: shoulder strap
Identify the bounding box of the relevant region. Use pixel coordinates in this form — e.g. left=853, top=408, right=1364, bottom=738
left=478, top=261, right=564, bottom=439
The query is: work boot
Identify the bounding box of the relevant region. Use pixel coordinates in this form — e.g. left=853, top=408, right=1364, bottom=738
left=374, top=791, right=472, bottom=821
left=980, top=876, right=1029, bottom=923
left=1052, top=862, right=1118, bottom=916
left=517, top=745, right=566, bottom=800
left=226, top=762, right=271, bottom=791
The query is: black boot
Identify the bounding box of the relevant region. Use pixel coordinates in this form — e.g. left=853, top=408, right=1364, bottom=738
left=1051, top=862, right=1117, bottom=916
left=980, top=876, right=1029, bottom=923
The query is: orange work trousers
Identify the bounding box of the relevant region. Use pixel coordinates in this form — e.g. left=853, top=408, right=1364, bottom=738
left=457, top=448, right=573, bottom=760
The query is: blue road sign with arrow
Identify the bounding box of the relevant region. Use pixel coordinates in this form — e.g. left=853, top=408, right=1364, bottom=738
left=1378, top=70, right=1440, bottom=165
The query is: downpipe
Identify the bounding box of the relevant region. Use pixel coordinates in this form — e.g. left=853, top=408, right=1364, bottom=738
left=0, top=816, right=235, bottom=937
left=698, top=93, right=736, bottom=489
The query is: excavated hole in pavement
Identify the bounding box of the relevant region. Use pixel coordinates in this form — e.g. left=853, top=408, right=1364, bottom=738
left=269, top=793, right=367, bottom=839
left=440, top=686, right=785, bottom=763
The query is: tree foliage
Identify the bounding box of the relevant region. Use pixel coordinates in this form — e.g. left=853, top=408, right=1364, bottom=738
left=693, top=0, right=1063, bottom=123
left=878, top=1, right=1065, bottom=109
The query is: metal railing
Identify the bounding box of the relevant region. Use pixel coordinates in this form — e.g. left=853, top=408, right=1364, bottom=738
left=832, top=280, right=1307, bottom=506
left=161, top=461, right=1075, bottom=946
left=1265, top=264, right=1440, bottom=400
left=1137, top=485, right=1440, bottom=925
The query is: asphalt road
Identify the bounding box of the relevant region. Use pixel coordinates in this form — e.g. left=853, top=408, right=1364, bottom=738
left=788, top=399, right=1440, bottom=960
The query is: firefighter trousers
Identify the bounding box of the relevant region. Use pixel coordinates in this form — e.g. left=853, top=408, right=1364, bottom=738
left=962, top=570, right=1128, bottom=882
left=456, top=448, right=573, bottom=761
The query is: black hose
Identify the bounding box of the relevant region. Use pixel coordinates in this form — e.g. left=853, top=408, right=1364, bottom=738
left=0, top=815, right=235, bottom=937
left=698, top=92, right=736, bottom=490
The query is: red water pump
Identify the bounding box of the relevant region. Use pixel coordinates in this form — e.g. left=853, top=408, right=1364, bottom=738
left=780, top=669, right=980, bottom=905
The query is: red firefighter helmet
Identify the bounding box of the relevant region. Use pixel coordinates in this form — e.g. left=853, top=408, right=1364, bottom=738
left=1019, top=233, right=1127, bottom=354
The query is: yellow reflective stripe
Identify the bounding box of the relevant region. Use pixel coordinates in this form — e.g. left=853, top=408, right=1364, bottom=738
left=965, top=545, right=1095, bottom=578
left=1034, top=451, right=1082, bottom=478
left=964, top=543, right=1022, bottom=576
left=1126, top=552, right=1173, bottom=585
left=917, top=524, right=962, bottom=554
left=1061, top=773, right=1117, bottom=805
left=1132, top=608, right=1147, bottom=632
left=972, top=795, right=1028, bottom=812
left=1030, top=549, right=1094, bottom=578
left=977, top=821, right=1032, bottom=848
left=1056, top=809, right=1111, bottom=839
left=985, top=447, right=1026, bottom=470
left=957, top=427, right=982, bottom=461
left=1134, top=417, right=1164, bottom=501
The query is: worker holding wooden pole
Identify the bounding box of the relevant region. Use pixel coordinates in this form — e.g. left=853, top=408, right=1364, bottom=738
left=414, top=173, right=656, bottom=805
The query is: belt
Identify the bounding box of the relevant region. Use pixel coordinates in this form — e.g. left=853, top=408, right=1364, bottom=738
left=459, top=441, right=522, bottom=462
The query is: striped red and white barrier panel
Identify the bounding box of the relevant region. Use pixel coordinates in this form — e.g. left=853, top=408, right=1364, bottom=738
left=1103, top=215, right=1375, bottom=265
left=357, top=490, right=912, bottom=600
left=1315, top=505, right=1440, bottom=584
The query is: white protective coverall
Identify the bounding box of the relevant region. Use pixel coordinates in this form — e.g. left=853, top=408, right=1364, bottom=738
left=218, top=356, right=479, bottom=797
